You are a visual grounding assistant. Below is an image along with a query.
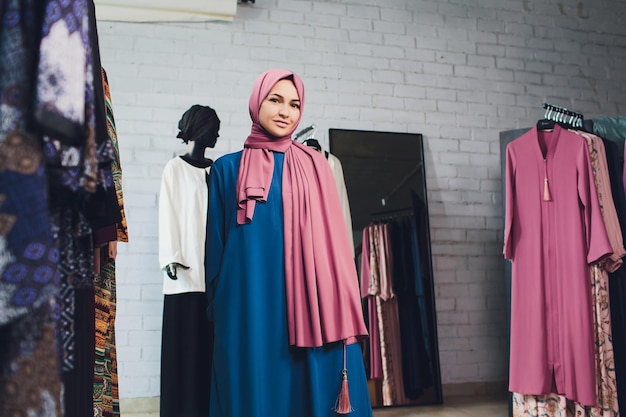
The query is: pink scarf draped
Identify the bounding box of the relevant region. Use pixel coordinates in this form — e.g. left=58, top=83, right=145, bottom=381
left=236, top=69, right=368, bottom=347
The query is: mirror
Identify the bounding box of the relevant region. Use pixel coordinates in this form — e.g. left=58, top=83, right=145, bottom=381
left=329, top=129, right=442, bottom=408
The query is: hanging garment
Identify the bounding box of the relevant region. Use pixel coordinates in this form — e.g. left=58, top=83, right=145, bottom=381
left=0, top=1, right=63, bottom=415
left=40, top=1, right=116, bottom=415
left=327, top=152, right=354, bottom=253
left=602, top=137, right=626, bottom=413
left=93, top=67, right=127, bottom=417
left=504, top=125, right=612, bottom=406
left=512, top=264, right=619, bottom=417
left=360, top=227, right=382, bottom=380
left=373, top=223, right=409, bottom=406
left=0, top=303, right=63, bottom=417
left=390, top=218, right=433, bottom=399
left=589, top=117, right=626, bottom=190
left=206, top=151, right=372, bottom=417
left=573, top=130, right=626, bottom=271
left=572, top=132, right=620, bottom=415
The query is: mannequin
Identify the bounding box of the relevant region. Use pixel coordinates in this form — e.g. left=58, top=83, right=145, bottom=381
left=158, top=104, right=219, bottom=417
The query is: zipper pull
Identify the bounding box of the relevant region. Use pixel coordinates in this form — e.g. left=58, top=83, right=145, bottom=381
left=543, top=159, right=552, bottom=201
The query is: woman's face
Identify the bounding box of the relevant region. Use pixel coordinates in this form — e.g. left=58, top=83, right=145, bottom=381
left=258, top=79, right=301, bottom=138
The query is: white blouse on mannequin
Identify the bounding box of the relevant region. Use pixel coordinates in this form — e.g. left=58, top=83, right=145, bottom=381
left=158, top=156, right=210, bottom=294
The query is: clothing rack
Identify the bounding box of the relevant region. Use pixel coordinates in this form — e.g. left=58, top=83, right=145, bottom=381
left=541, top=102, right=585, bottom=129
left=370, top=207, right=414, bottom=222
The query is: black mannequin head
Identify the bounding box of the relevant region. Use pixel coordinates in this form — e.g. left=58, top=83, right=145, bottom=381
left=176, top=104, right=220, bottom=149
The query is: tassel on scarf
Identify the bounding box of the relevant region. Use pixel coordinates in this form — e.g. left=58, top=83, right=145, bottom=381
left=543, top=178, right=552, bottom=201
left=334, top=342, right=354, bottom=415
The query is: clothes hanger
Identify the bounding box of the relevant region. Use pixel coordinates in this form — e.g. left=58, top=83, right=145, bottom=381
left=293, top=124, right=316, bottom=142
left=305, top=138, right=322, bottom=152
left=294, top=124, right=324, bottom=153
left=538, top=102, right=586, bottom=132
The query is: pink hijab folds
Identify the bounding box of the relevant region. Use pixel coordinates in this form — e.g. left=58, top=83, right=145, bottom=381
left=236, top=69, right=368, bottom=347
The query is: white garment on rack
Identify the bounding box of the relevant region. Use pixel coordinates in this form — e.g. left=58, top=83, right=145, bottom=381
left=327, top=152, right=354, bottom=253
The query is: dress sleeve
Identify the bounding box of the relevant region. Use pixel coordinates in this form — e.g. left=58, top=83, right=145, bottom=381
left=577, top=141, right=613, bottom=264
left=503, top=144, right=515, bottom=260
left=158, top=162, right=186, bottom=269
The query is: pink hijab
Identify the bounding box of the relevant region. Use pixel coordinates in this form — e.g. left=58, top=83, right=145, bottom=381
left=236, top=69, right=368, bottom=347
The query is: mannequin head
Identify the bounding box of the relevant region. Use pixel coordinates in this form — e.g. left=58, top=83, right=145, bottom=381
left=176, top=104, right=220, bottom=148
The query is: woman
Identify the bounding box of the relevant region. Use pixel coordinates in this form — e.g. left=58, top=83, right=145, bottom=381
left=206, top=69, right=373, bottom=416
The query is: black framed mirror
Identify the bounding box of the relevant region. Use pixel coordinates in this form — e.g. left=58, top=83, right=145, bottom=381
left=329, top=128, right=442, bottom=408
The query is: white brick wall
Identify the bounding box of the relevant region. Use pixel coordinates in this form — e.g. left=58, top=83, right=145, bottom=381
left=97, top=0, right=626, bottom=399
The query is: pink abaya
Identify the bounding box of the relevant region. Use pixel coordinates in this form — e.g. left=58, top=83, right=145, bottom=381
left=504, top=124, right=612, bottom=406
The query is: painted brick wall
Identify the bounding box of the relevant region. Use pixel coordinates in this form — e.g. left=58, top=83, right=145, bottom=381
left=97, top=0, right=626, bottom=399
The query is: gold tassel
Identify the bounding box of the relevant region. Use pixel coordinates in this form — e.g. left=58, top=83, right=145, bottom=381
left=333, top=343, right=354, bottom=414
left=543, top=178, right=552, bottom=201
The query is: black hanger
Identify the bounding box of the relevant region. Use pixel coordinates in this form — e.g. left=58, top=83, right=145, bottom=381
left=537, top=119, right=555, bottom=131
left=540, top=102, right=586, bottom=132
left=305, top=138, right=322, bottom=152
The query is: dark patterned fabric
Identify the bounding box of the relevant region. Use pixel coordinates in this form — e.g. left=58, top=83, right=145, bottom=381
left=1, top=0, right=115, bottom=415
left=93, top=68, right=125, bottom=417
left=0, top=301, right=64, bottom=417
left=0, top=2, right=64, bottom=415
left=103, top=68, right=128, bottom=243
left=94, top=260, right=120, bottom=417
left=50, top=203, right=94, bottom=370
left=38, top=0, right=97, bottom=194
left=0, top=0, right=58, bottom=326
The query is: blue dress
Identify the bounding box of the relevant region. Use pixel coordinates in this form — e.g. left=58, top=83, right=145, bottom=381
left=206, top=151, right=373, bottom=417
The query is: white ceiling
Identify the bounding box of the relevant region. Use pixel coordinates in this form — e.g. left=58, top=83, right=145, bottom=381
left=93, top=0, right=238, bottom=22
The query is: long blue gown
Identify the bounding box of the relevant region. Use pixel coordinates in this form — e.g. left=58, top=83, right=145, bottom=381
left=206, top=151, right=373, bottom=417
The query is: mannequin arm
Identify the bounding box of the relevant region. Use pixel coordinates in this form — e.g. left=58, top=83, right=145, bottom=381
left=165, top=262, right=189, bottom=280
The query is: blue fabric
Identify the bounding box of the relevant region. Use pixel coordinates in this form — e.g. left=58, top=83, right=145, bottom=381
left=207, top=151, right=373, bottom=417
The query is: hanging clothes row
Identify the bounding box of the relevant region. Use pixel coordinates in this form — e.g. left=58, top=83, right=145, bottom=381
left=503, top=104, right=624, bottom=417
left=0, top=1, right=127, bottom=417
left=590, top=116, right=626, bottom=417
left=359, top=211, right=435, bottom=407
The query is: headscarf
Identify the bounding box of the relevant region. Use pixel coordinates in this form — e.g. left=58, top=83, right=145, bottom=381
left=176, top=104, right=219, bottom=144
left=236, top=69, right=368, bottom=347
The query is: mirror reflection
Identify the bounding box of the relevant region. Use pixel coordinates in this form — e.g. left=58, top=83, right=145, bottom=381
left=329, top=129, right=443, bottom=408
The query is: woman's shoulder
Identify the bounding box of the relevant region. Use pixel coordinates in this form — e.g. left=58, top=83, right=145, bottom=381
left=215, top=150, right=242, bottom=163
left=212, top=150, right=243, bottom=172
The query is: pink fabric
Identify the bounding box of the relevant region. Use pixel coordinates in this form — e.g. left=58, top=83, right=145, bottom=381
left=623, top=144, right=626, bottom=197
left=236, top=69, right=302, bottom=224
left=504, top=125, right=612, bottom=406
left=360, top=227, right=372, bottom=298
left=573, top=130, right=626, bottom=272
left=360, top=226, right=382, bottom=379
left=236, top=69, right=368, bottom=347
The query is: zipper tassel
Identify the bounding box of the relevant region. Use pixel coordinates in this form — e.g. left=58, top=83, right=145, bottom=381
left=543, top=178, right=552, bottom=201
